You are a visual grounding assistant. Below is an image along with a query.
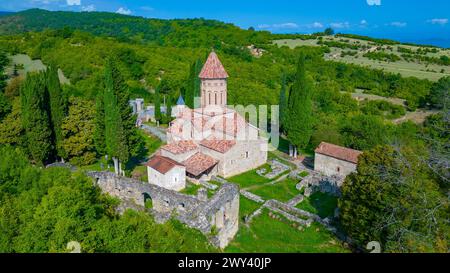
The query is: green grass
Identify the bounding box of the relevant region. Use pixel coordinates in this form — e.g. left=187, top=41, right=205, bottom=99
left=141, top=131, right=163, bottom=156
left=273, top=37, right=450, bottom=81
left=296, top=192, right=338, bottom=218
left=249, top=178, right=300, bottom=202
left=227, top=165, right=272, bottom=189
left=225, top=210, right=348, bottom=253
left=181, top=182, right=202, bottom=196
left=239, top=196, right=261, bottom=221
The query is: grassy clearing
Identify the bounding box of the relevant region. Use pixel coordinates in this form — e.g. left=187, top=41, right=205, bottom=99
left=273, top=37, right=450, bottom=81
left=227, top=165, right=272, bottom=188
left=296, top=192, right=338, bottom=218
left=249, top=178, right=300, bottom=202
left=239, top=196, right=261, bottom=221
left=225, top=210, right=348, bottom=253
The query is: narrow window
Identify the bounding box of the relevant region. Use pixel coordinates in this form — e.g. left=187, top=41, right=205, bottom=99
left=215, top=93, right=217, bottom=104
left=337, top=167, right=341, bottom=173
left=246, top=151, right=249, bottom=158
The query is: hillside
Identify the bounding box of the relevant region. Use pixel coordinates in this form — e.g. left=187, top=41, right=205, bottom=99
left=274, top=36, right=450, bottom=81
left=0, top=9, right=271, bottom=47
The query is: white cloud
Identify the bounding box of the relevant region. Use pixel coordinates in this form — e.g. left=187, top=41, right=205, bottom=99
left=66, top=0, right=81, bottom=6
left=116, top=7, right=132, bottom=15
left=309, top=22, right=324, bottom=28
left=81, top=4, right=95, bottom=12
left=330, top=22, right=350, bottom=29
left=258, top=22, right=299, bottom=29
left=360, top=20, right=368, bottom=25
left=389, top=21, right=407, bottom=27
left=366, top=0, right=381, bottom=6
left=427, top=18, right=448, bottom=25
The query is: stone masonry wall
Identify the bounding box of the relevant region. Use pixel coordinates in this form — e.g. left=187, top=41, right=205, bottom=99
left=87, top=172, right=239, bottom=249
left=314, top=153, right=357, bottom=177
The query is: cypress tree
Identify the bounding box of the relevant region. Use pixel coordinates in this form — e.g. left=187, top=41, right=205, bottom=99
left=185, top=63, right=195, bottom=109
left=193, top=59, right=203, bottom=101
left=103, top=59, right=129, bottom=174
left=20, top=72, right=53, bottom=165
left=154, top=83, right=162, bottom=124
left=286, top=53, right=314, bottom=157
left=46, top=65, right=67, bottom=161
left=94, top=89, right=106, bottom=155
left=185, top=58, right=203, bottom=109
left=279, top=73, right=288, bottom=133
left=166, top=95, right=173, bottom=121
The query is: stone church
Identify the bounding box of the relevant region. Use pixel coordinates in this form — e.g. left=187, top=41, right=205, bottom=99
left=147, top=52, right=268, bottom=190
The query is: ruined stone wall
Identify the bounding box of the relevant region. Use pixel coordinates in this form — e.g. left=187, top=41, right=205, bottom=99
left=87, top=172, right=239, bottom=249
left=314, top=153, right=357, bottom=177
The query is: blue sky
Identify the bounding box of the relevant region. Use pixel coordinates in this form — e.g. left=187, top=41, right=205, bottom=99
left=1, top=0, right=449, bottom=47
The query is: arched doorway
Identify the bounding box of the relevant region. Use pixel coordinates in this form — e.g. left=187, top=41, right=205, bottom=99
left=143, top=193, right=152, bottom=209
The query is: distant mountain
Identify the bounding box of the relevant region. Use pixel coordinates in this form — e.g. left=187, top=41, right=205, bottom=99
left=0, top=11, right=14, bottom=17
left=0, top=9, right=271, bottom=47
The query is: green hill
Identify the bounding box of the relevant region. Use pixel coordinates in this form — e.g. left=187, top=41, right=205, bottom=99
left=0, top=9, right=271, bottom=47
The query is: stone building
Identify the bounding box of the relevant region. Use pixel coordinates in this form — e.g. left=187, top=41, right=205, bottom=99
left=314, top=142, right=362, bottom=177
left=146, top=155, right=186, bottom=191
left=147, top=51, right=268, bottom=184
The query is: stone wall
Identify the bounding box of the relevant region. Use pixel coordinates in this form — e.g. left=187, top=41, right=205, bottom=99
left=87, top=172, right=239, bottom=249
left=314, top=153, right=357, bottom=177
left=201, top=79, right=227, bottom=108
left=201, top=139, right=267, bottom=178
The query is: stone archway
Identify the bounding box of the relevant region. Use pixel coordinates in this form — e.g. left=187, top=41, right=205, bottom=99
left=143, top=192, right=152, bottom=209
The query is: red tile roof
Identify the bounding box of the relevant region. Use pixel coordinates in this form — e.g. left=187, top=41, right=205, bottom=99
left=146, top=155, right=184, bottom=174
left=162, top=141, right=198, bottom=154
left=199, top=52, right=229, bottom=79
left=315, top=142, right=362, bottom=164
left=183, top=152, right=218, bottom=177
left=200, top=139, right=236, bottom=154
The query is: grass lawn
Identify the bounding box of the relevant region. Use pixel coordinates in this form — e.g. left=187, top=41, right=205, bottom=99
left=296, top=192, right=338, bottom=218
left=141, top=131, right=163, bottom=156
left=181, top=182, right=202, bottom=196
left=273, top=37, right=450, bottom=81
left=227, top=165, right=272, bottom=189
left=239, top=196, right=261, bottom=221
left=249, top=178, right=300, bottom=202
left=225, top=210, right=348, bottom=253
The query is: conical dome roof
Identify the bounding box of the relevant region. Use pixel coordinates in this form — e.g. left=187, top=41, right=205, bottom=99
left=199, top=51, right=229, bottom=79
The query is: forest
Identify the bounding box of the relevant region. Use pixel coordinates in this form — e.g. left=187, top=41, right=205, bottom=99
left=0, top=9, right=448, bottom=253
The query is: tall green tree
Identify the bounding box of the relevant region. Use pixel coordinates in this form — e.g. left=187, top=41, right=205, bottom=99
left=185, top=59, right=203, bottom=109
left=94, top=90, right=106, bottom=155
left=154, top=83, right=162, bottom=125
left=279, top=73, right=288, bottom=133
left=339, top=146, right=448, bottom=252
left=61, top=97, right=96, bottom=166
left=20, top=72, right=53, bottom=165
left=286, top=53, right=314, bottom=157
left=103, top=59, right=129, bottom=175
left=46, top=65, right=67, bottom=161
left=427, top=76, right=449, bottom=110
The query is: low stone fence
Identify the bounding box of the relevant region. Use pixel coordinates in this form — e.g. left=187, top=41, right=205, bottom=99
left=240, top=190, right=265, bottom=203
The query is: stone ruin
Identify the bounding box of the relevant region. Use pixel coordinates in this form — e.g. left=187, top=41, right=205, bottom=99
left=256, top=159, right=290, bottom=180
left=294, top=170, right=344, bottom=197
left=87, top=172, right=239, bottom=249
